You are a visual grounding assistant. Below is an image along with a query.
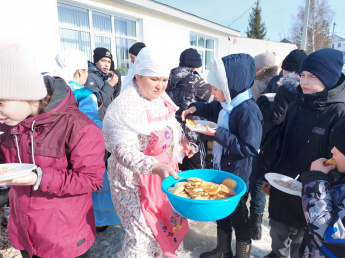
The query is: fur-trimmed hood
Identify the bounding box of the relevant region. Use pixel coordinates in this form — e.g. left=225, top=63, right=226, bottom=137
left=279, top=72, right=300, bottom=93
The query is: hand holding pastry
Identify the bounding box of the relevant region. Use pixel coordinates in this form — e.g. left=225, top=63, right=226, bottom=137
left=310, top=158, right=336, bottom=174
left=181, top=106, right=197, bottom=121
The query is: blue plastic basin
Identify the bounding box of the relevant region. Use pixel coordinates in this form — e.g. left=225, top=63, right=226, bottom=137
left=161, top=169, right=247, bottom=221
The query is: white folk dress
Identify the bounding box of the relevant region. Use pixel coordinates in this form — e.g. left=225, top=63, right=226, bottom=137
left=103, top=84, right=184, bottom=258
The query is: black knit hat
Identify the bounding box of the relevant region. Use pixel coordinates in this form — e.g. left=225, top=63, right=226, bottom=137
left=330, top=118, right=345, bottom=155
left=298, top=48, right=344, bottom=89
left=129, top=42, right=146, bottom=56
left=281, top=49, right=307, bottom=73
left=179, top=48, right=202, bottom=68
left=93, top=48, right=112, bottom=64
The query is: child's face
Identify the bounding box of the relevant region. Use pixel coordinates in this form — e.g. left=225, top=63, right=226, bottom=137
left=0, top=100, right=38, bottom=126
left=210, top=85, right=226, bottom=102
left=331, top=147, right=345, bottom=173
left=300, top=71, right=326, bottom=94
left=95, top=57, right=111, bottom=73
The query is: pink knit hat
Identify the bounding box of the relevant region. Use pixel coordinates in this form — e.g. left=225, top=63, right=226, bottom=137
left=0, top=43, right=47, bottom=101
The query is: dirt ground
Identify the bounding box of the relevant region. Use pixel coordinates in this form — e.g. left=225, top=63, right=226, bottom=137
left=0, top=197, right=272, bottom=258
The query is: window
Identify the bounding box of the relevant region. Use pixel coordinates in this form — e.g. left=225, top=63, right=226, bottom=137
left=190, top=34, right=215, bottom=73
left=338, top=43, right=342, bottom=48
left=57, top=3, right=138, bottom=75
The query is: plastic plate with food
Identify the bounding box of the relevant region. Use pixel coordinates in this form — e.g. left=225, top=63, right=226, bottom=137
left=185, top=119, right=217, bottom=133
left=0, top=163, right=37, bottom=181
left=265, top=172, right=302, bottom=196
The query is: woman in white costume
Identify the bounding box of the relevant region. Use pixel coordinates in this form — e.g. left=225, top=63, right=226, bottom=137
left=103, top=48, right=193, bottom=258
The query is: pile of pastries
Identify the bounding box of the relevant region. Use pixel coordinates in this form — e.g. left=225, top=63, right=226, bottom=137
left=167, top=177, right=237, bottom=200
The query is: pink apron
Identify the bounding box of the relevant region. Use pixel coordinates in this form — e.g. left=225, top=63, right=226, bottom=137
left=139, top=97, right=189, bottom=257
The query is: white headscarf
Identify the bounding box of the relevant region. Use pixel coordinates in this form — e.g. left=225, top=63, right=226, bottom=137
left=121, top=47, right=170, bottom=93
left=53, top=49, right=88, bottom=83
left=103, top=48, right=184, bottom=163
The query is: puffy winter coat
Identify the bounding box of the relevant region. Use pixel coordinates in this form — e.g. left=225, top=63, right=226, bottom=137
left=256, top=73, right=299, bottom=172
left=192, top=54, right=262, bottom=187
left=85, top=61, right=121, bottom=121
left=166, top=67, right=211, bottom=143
left=251, top=66, right=279, bottom=100
left=269, top=74, right=345, bottom=228
left=301, top=171, right=345, bottom=258
left=0, top=76, right=105, bottom=258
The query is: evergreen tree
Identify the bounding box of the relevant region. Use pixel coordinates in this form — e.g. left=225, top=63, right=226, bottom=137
left=246, top=0, right=267, bottom=39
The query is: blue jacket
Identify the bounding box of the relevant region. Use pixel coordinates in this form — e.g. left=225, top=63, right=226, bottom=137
left=192, top=54, right=262, bottom=187
left=68, top=80, right=102, bottom=129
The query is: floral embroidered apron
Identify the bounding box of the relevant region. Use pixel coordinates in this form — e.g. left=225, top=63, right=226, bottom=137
left=139, top=97, right=189, bottom=257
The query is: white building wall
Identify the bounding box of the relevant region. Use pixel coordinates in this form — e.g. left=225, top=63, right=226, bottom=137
left=0, top=0, right=60, bottom=72
left=0, top=0, right=295, bottom=75
left=334, top=40, right=345, bottom=52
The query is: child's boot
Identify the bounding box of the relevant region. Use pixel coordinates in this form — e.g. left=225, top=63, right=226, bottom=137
left=199, top=228, right=233, bottom=258
left=249, top=212, right=263, bottom=240
left=235, top=241, right=251, bottom=258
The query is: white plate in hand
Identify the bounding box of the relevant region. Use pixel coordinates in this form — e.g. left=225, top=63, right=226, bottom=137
left=186, top=120, right=217, bottom=133
left=0, top=163, right=37, bottom=181
left=262, top=93, right=276, bottom=102
left=265, top=172, right=302, bottom=196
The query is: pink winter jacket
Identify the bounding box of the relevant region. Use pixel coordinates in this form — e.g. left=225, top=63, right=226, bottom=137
left=0, top=87, right=105, bottom=257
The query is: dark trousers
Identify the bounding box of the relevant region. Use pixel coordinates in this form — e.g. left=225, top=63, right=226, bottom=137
left=249, top=154, right=267, bottom=214
left=179, top=141, right=206, bottom=171
left=249, top=173, right=267, bottom=214
left=20, top=249, right=90, bottom=258
left=216, top=193, right=250, bottom=243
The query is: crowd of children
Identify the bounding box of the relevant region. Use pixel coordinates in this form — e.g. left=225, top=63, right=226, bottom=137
left=0, top=41, right=345, bottom=258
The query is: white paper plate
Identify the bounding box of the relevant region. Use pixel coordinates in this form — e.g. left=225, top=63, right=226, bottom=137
left=265, top=172, right=302, bottom=196
left=0, top=163, right=37, bottom=181
left=186, top=120, right=217, bottom=133
left=263, top=93, right=276, bottom=102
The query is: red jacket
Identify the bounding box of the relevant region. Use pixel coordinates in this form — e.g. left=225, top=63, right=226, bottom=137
left=0, top=85, right=105, bottom=257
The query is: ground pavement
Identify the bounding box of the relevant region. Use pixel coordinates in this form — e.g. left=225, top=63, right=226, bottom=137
left=0, top=197, right=272, bottom=258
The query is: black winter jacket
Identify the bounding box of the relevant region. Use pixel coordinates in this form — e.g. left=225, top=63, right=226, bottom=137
left=85, top=61, right=121, bottom=121
left=191, top=54, right=262, bottom=188
left=256, top=73, right=299, bottom=172
left=269, top=74, right=345, bottom=228
left=166, top=67, right=211, bottom=143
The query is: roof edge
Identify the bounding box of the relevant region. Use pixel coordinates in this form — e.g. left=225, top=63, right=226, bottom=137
left=113, top=0, right=240, bottom=36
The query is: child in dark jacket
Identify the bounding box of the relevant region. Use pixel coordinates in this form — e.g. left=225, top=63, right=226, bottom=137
left=182, top=54, right=262, bottom=258
left=249, top=49, right=307, bottom=241
left=301, top=118, right=345, bottom=258
left=265, top=48, right=345, bottom=258
left=85, top=47, right=120, bottom=121
left=0, top=44, right=105, bottom=258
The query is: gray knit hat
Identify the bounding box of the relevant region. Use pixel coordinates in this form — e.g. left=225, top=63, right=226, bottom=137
left=254, top=52, right=276, bottom=70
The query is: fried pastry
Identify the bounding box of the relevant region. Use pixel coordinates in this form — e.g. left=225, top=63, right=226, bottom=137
left=202, top=182, right=221, bottom=195
left=221, top=178, right=237, bottom=190
left=325, top=158, right=337, bottom=166
left=186, top=118, right=195, bottom=127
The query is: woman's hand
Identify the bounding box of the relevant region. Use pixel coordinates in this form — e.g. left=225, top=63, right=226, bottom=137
left=181, top=138, right=195, bottom=158
left=181, top=106, right=197, bottom=121
left=310, top=158, right=336, bottom=174
left=152, top=163, right=180, bottom=181
left=262, top=181, right=271, bottom=195
left=0, top=172, right=37, bottom=186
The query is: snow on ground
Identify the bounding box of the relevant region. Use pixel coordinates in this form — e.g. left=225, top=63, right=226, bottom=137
left=0, top=196, right=272, bottom=257
left=90, top=196, right=272, bottom=258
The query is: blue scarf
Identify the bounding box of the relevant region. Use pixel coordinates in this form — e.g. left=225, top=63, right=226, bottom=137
left=213, top=89, right=252, bottom=170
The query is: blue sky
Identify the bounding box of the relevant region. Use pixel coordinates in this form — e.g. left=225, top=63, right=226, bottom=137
left=154, top=0, right=345, bottom=41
